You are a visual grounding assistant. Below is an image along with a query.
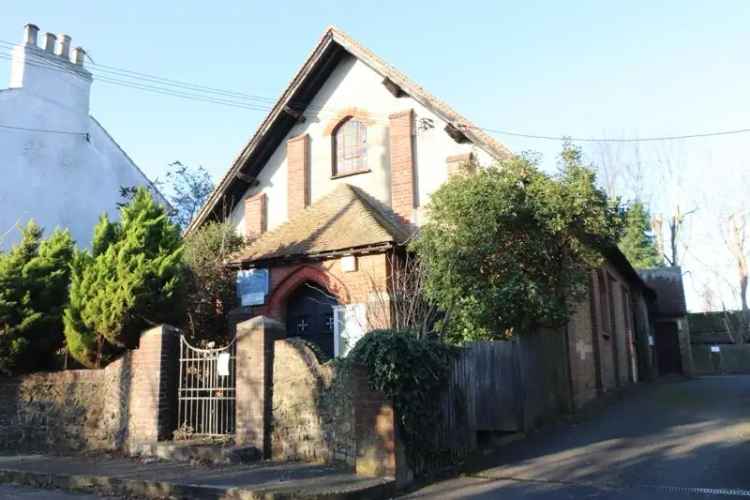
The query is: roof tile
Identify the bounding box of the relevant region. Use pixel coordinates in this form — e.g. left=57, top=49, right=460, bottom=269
left=231, top=184, right=412, bottom=264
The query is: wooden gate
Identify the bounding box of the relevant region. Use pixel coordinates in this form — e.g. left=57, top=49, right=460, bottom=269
left=177, top=336, right=237, bottom=438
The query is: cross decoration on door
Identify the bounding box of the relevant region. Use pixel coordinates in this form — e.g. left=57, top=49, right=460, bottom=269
left=325, top=314, right=335, bottom=333
left=296, top=318, right=309, bottom=334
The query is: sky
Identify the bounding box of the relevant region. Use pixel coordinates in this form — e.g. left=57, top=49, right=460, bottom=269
left=1, top=1, right=749, bottom=312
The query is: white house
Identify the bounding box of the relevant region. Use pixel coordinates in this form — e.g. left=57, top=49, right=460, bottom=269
left=0, top=24, right=165, bottom=249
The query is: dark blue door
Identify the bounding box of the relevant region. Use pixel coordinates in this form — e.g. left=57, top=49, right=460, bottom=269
left=285, top=283, right=338, bottom=358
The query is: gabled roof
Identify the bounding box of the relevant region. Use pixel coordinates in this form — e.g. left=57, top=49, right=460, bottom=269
left=187, top=26, right=511, bottom=235
left=230, top=183, right=411, bottom=265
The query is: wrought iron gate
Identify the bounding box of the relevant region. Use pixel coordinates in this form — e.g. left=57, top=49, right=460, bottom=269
left=177, top=335, right=236, bottom=438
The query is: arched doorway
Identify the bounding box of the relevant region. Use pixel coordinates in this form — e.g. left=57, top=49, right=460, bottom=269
left=285, top=282, right=340, bottom=358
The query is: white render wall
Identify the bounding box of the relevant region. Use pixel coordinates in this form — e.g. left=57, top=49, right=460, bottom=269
left=229, top=54, right=497, bottom=234
left=0, top=36, right=164, bottom=250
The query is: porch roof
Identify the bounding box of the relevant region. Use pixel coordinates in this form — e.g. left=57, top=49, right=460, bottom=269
left=229, top=184, right=412, bottom=265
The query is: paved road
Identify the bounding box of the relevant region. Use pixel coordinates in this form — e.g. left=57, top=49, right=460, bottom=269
left=403, top=376, right=750, bottom=499
left=0, top=484, right=117, bottom=499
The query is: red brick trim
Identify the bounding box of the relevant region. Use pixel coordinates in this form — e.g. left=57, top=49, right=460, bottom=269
left=267, top=265, right=351, bottom=319
left=287, top=134, right=310, bottom=219
left=389, top=109, right=415, bottom=223
left=446, top=153, right=473, bottom=163
left=287, top=133, right=308, bottom=144
left=322, top=107, right=376, bottom=136
left=447, top=152, right=476, bottom=176
left=388, top=110, right=413, bottom=120
left=244, top=193, right=267, bottom=240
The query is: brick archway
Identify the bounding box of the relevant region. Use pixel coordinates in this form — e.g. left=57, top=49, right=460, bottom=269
left=267, top=265, right=350, bottom=320
left=322, top=107, right=375, bottom=136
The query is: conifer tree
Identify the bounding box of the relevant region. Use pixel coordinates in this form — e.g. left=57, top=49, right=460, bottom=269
left=64, top=188, right=185, bottom=367
left=0, top=222, right=74, bottom=374
left=619, top=200, right=663, bottom=269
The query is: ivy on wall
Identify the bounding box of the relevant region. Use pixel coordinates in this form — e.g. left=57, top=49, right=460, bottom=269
left=348, top=329, right=457, bottom=470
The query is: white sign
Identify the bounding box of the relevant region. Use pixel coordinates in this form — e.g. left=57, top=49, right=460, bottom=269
left=241, top=292, right=266, bottom=307
left=236, top=269, right=269, bottom=306
left=217, top=352, right=230, bottom=377
left=711, top=345, right=721, bottom=353
left=341, top=255, right=357, bottom=272
left=648, top=335, right=655, bottom=346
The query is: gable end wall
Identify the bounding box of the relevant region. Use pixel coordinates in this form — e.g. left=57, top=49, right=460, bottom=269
left=227, top=55, right=495, bottom=237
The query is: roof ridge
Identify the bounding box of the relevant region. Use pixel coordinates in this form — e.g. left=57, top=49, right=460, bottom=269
left=347, top=185, right=412, bottom=243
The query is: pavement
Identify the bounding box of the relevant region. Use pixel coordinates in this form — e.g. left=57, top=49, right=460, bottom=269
left=0, top=454, right=393, bottom=499
left=402, top=375, right=750, bottom=499
left=0, top=484, right=118, bottom=499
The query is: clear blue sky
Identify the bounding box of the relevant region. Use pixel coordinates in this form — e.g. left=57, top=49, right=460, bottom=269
left=2, top=1, right=749, bottom=310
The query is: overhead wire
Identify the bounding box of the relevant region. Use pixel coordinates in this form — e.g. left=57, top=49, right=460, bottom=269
left=2, top=39, right=750, bottom=144
left=0, top=123, right=87, bottom=136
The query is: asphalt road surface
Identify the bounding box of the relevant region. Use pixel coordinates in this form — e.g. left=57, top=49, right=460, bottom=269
left=403, top=376, right=750, bottom=499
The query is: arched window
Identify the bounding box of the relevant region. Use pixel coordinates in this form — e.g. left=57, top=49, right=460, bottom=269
left=333, top=117, right=367, bottom=176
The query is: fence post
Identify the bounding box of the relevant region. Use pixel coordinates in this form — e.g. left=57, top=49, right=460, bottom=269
left=235, top=316, right=285, bottom=456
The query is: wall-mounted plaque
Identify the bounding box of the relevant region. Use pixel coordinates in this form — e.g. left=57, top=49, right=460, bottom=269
left=236, top=268, right=269, bottom=306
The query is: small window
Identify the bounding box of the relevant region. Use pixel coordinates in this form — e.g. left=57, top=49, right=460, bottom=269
left=333, top=118, right=367, bottom=176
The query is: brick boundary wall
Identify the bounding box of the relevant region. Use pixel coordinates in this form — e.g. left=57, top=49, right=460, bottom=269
left=234, top=316, right=409, bottom=482
left=270, top=338, right=356, bottom=465
left=0, top=325, right=179, bottom=454
left=235, top=316, right=285, bottom=456
left=126, top=325, right=179, bottom=446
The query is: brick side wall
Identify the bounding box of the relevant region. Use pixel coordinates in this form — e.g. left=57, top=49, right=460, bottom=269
left=590, top=270, right=617, bottom=391
left=574, top=264, right=640, bottom=399
left=611, top=283, right=633, bottom=386
left=287, top=133, right=310, bottom=219
left=566, top=290, right=599, bottom=409
left=389, top=110, right=415, bottom=223
left=244, top=192, right=267, bottom=240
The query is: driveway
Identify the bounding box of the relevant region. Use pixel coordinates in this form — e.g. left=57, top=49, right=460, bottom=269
left=403, top=376, right=750, bottom=499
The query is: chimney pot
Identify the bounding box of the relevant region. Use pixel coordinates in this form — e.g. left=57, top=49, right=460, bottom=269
left=44, top=32, right=57, bottom=53
left=56, top=33, right=71, bottom=59
left=72, top=47, right=86, bottom=66
left=24, top=24, right=39, bottom=46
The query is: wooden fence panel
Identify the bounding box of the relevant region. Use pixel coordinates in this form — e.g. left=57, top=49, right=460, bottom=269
left=517, top=328, right=571, bottom=430
left=471, top=341, right=522, bottom=431
left=439, top=330, right=572, bottom=454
